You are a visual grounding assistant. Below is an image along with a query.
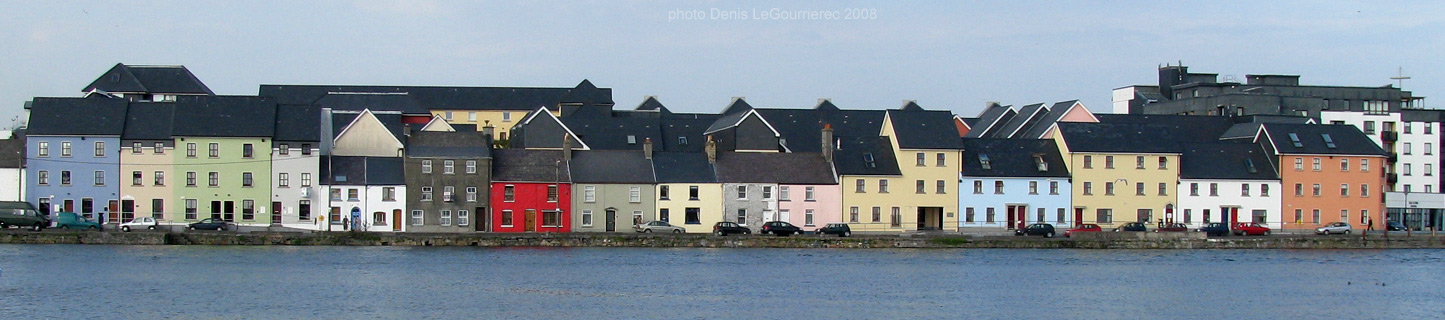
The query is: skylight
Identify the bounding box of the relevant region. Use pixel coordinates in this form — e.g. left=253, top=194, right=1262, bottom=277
left=1322, top=134, right=1336, bottom=149
left=1245, top=159, right=1258, bottom=174
left=979, top=154, right=992, bottom=170
left=1288, top=133, right=1303, bottom=148
left=627, top=135, right=637, bottom=144
left=1033, top=155, right=1047, bottom=172
left=863, top=153, right=876, bottom=168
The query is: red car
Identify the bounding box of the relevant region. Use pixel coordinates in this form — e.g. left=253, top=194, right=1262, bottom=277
left=1154, top=223, right=1189, bottom=232
left=1232, top=222, right=1271, bottom=236
left=1064, top=224, right=1102, bottom=238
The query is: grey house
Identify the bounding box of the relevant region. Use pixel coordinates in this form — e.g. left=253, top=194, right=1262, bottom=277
left=569, top=149, right=656, bottom=232
left=404, top=130, right=492, bottom=232
left=715, top=152, right=837, bottom=232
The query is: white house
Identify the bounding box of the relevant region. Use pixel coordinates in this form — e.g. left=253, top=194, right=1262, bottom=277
left=1176, top=142, right=1283, bottom=229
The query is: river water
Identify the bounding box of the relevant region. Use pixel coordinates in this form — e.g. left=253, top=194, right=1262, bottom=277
left=0, top=245, right=1442, bottom=319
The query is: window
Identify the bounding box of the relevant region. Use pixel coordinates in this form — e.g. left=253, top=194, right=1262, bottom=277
left=278, top=144, right=289, bottom=156
left=629, top=187, right=641, bottom=203
left=37, top=142, right=48, bottom=157
left=583, top=186, right=596, bottom=202
left=805, top=187, right=818, bottom=201
left=659, top=209, right=669, bottom=222
left=1037, top=208, right=1046, bottom=223
left=737, top=209, right=747, bottom=224
left=1029, top=181, right=1039, bottom=195
left=242, top=172, right=253, bottom=187
left=466, top=160, right=477, bottom=173
left=503, top=112, right=512, bottom=122
left=278, top=173, right=289, bottom=187
left=504, top=185, right=515, bottom=201
left=916, top=180, right=926, bottom=194
left=1183, top=209, right=1192, bottom=223
left=1361, top=184, right=1369, bottom=197
left=1428, top=164, right=1435, bottom=176
left=805, top=209, right=815, bottom=227
left=1209, top=183, right=1218, bottom=196
left=855, top=179, right=865, bottom=193
left=299, top=200, right=311, bottom=220
left=37, top=171, right=48, bottom=185
left=1405, top=143, right=1413, bottom=155
left=347, top=189, right=359, bottom=201
left=581, top=210, right=593, bottom=226
left=1261, top=184, right=1270, bottom=197
left=685, top=208, right=700, bottom=224
left=132, top=171, right=143, bottom=186
left=301, top=173, right=311, bottom=187
left=208, top=143, right=218, bottom=158
left=443, top=160, right=455, bottom=174
left=185, top=199, right=197, bottom=220
left=849, top=207, right=859, bottom=223
left=93, top=171, right=105, bottom=186
left=242, top=144, right=254, bottom=158
left=500, top=210, right=513, bottom=226
left=1406, top=122, right=1413, bottom=134
left=242, top=200, right=255, bottom=220
left=301, top=144, right=312, bottom=156
left=762, top=186, right=772, bottom=199
left=422, top=160, right=432, bottom=173
left=154, top=142, right=164, bottom=154
left=61, top=141, right=71, bottom=157
left=1242, top=184, right=1250, bottom=196
left=1341, top=159, right=1350, bottom=171
left=1361, top=159, right=1370, bottom=172
left=1158, top=156, right=1168, bottom=169
left=1097, top=209, right=1112, bottom=223
left=1339, top=184, right=1350, bottom=197
left=1104, top=182, right=1114, bottom=195
left=132, top=142, right=142, bottom=154
left=890, top=207, right=901, bottom=228
left=468, top=112, right=476, bottom=121
left=185, top=143, right=196, bottom=158
left=152, top=199, right=164, bottom=219
left=936, top=153, right=946, bottom=166
left=466, top=187, right=478, bottom=202
left=1364, top=121, right=1376, bottom=134
left=1136, top=156, right=1145, bottom=169
left=60, top=171, right=71, bottom=185
left=1294, top=158, right=1303, bottom=171
left=737, top=185, right=747, bottom=199
left=1083, top=182, right=1092, bottom=195
left=916, top=152, right=926, bottom=166
left=1312, top=209, right=1321, bottom=224
left=444, top=111, right=453, bottom=120
left=879, top=180, right=889, bottom=193
left=94, top=141, right=105, bottom=157
left=1294, top=183, right=1303, bottom=196
left=994, top=181, right=1004, bottom=194
left=547, top=185, right=558, bottom=202
left=936, top=180, right=946, bottom=194
left=182, top=171, right=195, bottom=187
left=1105, top=156, right=1114, bottom=169
left=689, top=186, right=699, bottom=200
left=1312, top=158, right=1321, bottom=171
left=1083, top=155, right=1092, bottom=168
left=973, top=180, right=984, bottom=194
left=678, top=136, right=688, bottom=145
left=329, top=188, right=342, bottom=201
left=985, top=208, right=995, bottom=223
left=1190, top=183, right=1199, bottom=196
left=659, top=185, right=672, bottom=200
left=1312, top=184, right=1322, bottom=196
left=440, top=210, right=451, bottom=226
left=1136, top=182, right=1145, bottom=196
left=1405, top=164, right=1413, bottom=176
left=1158, top=183, right=1167, bottom=196
left=421, top=187, right=433, bottom=201
left=871, top=207, right=881, bottom=222
left=412, top=210, right=424, bottom=226
left=1049, top=181, right=1059, bottom=195
left=383, top=187, right=396, bottom=201
left=1428, top=143, right=1435, bottom=155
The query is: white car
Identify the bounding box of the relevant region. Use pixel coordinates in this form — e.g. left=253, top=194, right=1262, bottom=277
left=119, top=217, right=160, bottom=232
left=1316, top=222, right=1352, bottom=235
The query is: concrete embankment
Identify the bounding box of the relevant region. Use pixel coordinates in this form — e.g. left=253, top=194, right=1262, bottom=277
left=4, top=230, right=1445, bottom=248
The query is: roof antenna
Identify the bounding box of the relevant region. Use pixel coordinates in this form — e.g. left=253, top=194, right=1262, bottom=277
left=1391, top=66, right=1411, bottom=89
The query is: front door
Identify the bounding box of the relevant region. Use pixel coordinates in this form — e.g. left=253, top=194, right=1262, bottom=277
left=605, top=209, right=617, bottom=232
left=1007, top=205, right=1026, bottom=229
left=223, top=201, right=235, bottom=222
left=1073, top=207, right=1084, bottom=227
left=475, top=207, right=487, bottom=232
left=392, top=210, right=403, bottom=232
left=523, top=209, right=537, bottom=232
left=271, top=202, right=282, bottom=225
left=108, top=200, right=120, bottom=224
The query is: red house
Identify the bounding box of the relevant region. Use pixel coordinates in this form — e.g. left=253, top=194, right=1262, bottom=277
left=490, top=149, right=572, bottom=233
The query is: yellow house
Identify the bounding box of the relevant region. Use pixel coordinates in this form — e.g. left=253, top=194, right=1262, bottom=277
left=1053, top=122, right=1182, bottom=228
left=652, top=152, right=725, bottom=233
left=429, top=80, right=612, bottom=143
left=840, top=107, right=962, bottom=232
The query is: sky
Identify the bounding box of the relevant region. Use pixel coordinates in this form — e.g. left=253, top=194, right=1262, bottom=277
left=2, top=1, right=1443, bottom=128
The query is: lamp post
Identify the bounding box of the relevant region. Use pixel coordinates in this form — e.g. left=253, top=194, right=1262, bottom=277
left=554, top=160, right=561, bottom=233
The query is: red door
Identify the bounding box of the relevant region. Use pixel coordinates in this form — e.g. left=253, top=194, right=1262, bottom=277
left=1229, top=208, right=1239, bottom=226
left=1015, top=206, right=1027, bottom=229
left=1073, top=208, right=1084, bottom=227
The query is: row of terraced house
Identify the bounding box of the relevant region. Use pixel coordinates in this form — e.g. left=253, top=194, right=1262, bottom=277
left=13, top=63, right=1445, bottom=233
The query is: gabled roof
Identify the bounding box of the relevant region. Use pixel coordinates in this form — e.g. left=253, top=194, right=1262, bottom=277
left=27, top=96, right=129, bottom=136
left=121, top=102, right=174, bottom=140
left=1019, top=100, right=1094, bottom=139
left=886, top=110, right=963, bottom=149
left=964, top=104, right=1015, bottom=138
left=898, top=101, right=926, bottom=111
left=259, top=82, right=611, bottom=111
left=703, top=109, right=781, bottom=137
left=1258, top=123, right=1386, bottom=156
left=83, top=63, right=214, bottom=95
left=331, top=110, right=407, bottom=142
left=274, top=104, right=320, bottom=142
left=519, top=106, right=591, bottom=150
left=714, top=152, right=836, bottom=184
left=635, top=96, right=669, bottom=112
left=406, top=131, right=491, bottom=158
left=652, top=152, right=717, bottom=183
left=314, top=92, right=429, bottom=115
left=419, top=115, right=456, bottom=132
left=1220, top=123, right=1264, bottom=140
left=814, top=99, right=840, bottom=111
left=833, top=136, right=902, bottom=176
left=321, top=156, right=405, bottom=185
left=172, top=96, right=277, bottom=137
left=491, top=149, right=571, bottom=182
left=719, top=97, right=754, bottom=115
left=568, top=150, right=655, bottom=183
left=961, top=139, right=1069, bottom=178
left=992, top=103, right=1047, bottom=138
left=1180, top=142, right=1279, bottom=180
left=755, top=108, right=885, bottom=153
left=559, top=79, right=613, bottom=105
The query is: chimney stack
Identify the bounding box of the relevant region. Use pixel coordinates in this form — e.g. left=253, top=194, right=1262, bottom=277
left=643, top=137, right=653, bottom=160
left=562, top=133, right=573, bottom=163
left=404, top=124, right=413, bottom=137
left=705, top=136, right=717, bottom=164
left=821, top=123, right=834, bottom=163
left=482, top=120, right=494, bottom=137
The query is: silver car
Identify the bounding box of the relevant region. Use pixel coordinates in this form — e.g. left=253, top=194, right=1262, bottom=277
left=1316, top=222, right=1352, bottom=235
left=635, top=220, right=685, bottom=233
left=119, top=216, right=159, bottom=232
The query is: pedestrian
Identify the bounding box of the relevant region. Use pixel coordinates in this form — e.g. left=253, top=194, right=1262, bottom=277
left=342, top=217, right=350, bottom=231
left=1367, top=217, right=1374, bottom=231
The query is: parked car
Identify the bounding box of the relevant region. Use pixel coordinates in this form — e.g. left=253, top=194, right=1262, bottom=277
left=1154, top=223, right=1189, bottom=232
left=120, top=217, right=160, bottom=232
left=188, top=218, right=229, bottom=231
left=816, top=223, right=851, bottom=237
left=635, top=220, right=685, bottom=233
left=1014, top=223, right=1056, bottom=238
left=1316, top=222, right=1352, bottom=235
left=1198, top=222, right=1230, bottom=236
left=760, top=221, right=802, bottom=236
left=1233, top=222, right=1271, bottom=236
left=1386, top=221, right=1408, bottom=231
left=712, top=221, right=750, bottom=236
left=0, top=202, right=49, bottom=231
left=1113, top=222, right=1147, bottom=232
left=1064, top=224, right=1101, bottom=238
left=56, top=212, right=102, bottom=230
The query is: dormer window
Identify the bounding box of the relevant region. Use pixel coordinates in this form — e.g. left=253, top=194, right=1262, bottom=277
left=1033, top=155, right=1047, bottom=172
left=1322, top=134, right=1336, bottom=149
left=1288, top=133, right=1303, bottom=148
left=679, top=136, right=688, bottom=145
left=863, top=153, right=876, bottom=168
left=979, top=154, right=992, bottom=170
left=627, top=135, right=637, bottom=145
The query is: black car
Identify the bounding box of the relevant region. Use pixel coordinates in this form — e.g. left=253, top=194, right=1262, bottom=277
left=1014, top=223, right=1056, bottom=238
left=816, top=223, right=851, bottom=237
left=1113, top=222, right=1147, bottom=232
left=1387, top=221, right=1408, bottom=231
left=1198, top=222, right=1229, bottom=236
left=188, top=218, right=229, bottom=231
left=760, top=221, right=802, bottom=236
left=712, top=221, right=750, bottom=236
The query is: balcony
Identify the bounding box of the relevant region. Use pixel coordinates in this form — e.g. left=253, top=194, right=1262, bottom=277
left=1387, top=173, right=1399, bottom=184
left=1386, top=152, right=1399, bottom=163
left=1381, top=131, right=1398, bottom=142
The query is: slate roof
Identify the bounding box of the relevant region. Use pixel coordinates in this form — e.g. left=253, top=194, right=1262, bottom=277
left=367, top=157, right=406, bottom=185
left=1091, top=114, right=1235, bottom=145
left=651, top=152, right=717, bottom=183
left=959, top=117, right=980, bottom=128
left=172, top=96, right=277, bottom=137
left=718, top=98, right=754, bottom=115
left=833, top=136, right=902, bottom=176
left=814, top=99, right=840, bottom=111
left=407, top=131, right=491, bottom=158
left=714, top=152, right=836, bottom=184
left=992, top=103, right=1046, bottom=138
left=1220, top=123, right=1263, bottom=140
left=1260, top=123, right=1386, bottom=156
left=659, top=114, right=722, bottom=153
left=1056, top=122, right=1198, bottom=153
left=563, top=116, right=662, bottom=150
left=1180, top=142, right=1279, bottom=180
left=83, top=63, right=214, bottom=95
left=964, top=104, right=1015, bottom=138
left=568, top=150, right=656, bottom=183
left=27, top=96, right=129, bottom=136
left=960, top=139, right=1069, bottom=178
left=559, top=80, right=612, bottom=105
left=886, top=110, right=963, bottom=149
left=491, top=149, right=571, bottom=182
left=274, top=104, right=320, bottom=142
left=704, top=110, right=753, bottom=134
left=755, top=108, right=885, bottom=153
left=259, top=83, right=612, bottom=111
left=320, top=156, right=405, bottom=185
left=315, top=92, right=429, bottom=115
left=635, top=96, right=668, bottom=112
left=1018, top=100, right=1081, bottom=139
left=121, top=102, right=175, bottom=140
left=898, top=101, right=926, bottom=111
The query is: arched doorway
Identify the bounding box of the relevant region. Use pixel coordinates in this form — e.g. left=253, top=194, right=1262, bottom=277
left=349, top=207, right=361, bottom=231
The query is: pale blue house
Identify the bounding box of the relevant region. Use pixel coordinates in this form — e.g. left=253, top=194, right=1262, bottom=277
left=26, top=96, right=129, bottom=222
left=958, top=139, right=1073, bottom=230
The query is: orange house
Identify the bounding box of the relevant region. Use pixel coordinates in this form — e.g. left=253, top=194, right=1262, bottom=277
left=1256, top=123, right=1387, bottom=230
